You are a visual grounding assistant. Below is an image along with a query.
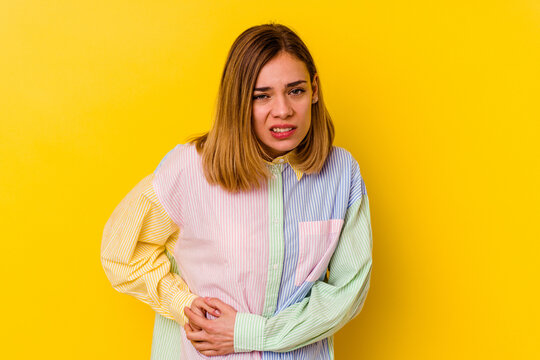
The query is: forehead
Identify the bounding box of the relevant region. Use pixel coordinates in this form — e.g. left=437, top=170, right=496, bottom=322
left=255, top=52, right=310, bottom=86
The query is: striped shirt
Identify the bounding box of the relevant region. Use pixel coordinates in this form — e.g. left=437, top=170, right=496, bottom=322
left=101, top=143, right=372, bottom=359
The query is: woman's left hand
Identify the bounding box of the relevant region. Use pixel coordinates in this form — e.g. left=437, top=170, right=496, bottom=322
left=184, top=297, right=237, bottom=356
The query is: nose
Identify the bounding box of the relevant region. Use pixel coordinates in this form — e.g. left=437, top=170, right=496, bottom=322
left=271, top=94, right=293, bottom=119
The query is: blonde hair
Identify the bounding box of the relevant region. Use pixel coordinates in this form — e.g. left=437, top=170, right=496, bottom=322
left=191, top=23, right=334, bottom=192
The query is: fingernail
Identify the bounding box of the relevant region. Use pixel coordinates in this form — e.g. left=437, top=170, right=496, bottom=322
left=215, top=310, right=221, bottom=315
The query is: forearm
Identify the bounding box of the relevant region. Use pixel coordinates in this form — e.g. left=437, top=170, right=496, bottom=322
left=235, top=276, right=370, bottom=352
left=234, top=195, right=373, bottom=352
left=101, top=246, right=197, bottom=324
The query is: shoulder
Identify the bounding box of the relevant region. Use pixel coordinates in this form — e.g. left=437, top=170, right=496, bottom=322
left=154, top=143, right=198, bottom=174
left=324, top=146, right=359, bottom=173
left=152, top=143, right=201, bottom=195
left=146, top=144, right=194, bottom=225
left=326, top=146, right=366, bottom=206
left=151, top=143, right=199, bottom=223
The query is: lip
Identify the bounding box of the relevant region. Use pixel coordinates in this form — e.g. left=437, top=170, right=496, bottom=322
left=269, top=124, right=296, bottom=139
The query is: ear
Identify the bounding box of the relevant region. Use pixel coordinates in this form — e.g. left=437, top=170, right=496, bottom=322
left=311, top=74, right=319, bottom=104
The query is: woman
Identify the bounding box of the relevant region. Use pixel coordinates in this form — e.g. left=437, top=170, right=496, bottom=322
left=101, top=23, right=372, bottom=359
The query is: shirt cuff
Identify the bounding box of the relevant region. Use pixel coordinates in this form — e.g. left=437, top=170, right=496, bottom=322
left=234, top=312, right=267, bottom=352
left=169, top=288, right=197, bottom=325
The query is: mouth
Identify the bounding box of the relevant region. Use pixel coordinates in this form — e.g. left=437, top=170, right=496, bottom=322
left=269, top=125, right=296, bottom=139
left=271, top=127, right=294, bottom=133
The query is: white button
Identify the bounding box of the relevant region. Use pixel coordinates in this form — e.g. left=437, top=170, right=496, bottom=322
left=273, top=264, right=278, bottom=270
left=273, top=218, right=280, bottom=224
left=278, top=159, right=284, bottom=163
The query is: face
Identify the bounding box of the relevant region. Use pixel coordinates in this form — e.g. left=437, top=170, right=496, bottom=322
left=252, top=51, right=318, bottom=159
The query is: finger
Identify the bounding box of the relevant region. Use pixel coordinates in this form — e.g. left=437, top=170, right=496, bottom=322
left=186, top=318, right=202, bottom=332
left=200, top=350, right=221, bottom=357
left=184, top=306, right=213, bottom=330
left=191, top=301, right=221, bottom=317
left=192, top=341, right=218, bottom=352
left=185, top=322, right=201, bottom=333
left=190, top=305, right=206, bottom=317
left=196, top=299, right=221, bottom=317
left=185, top=328, right=210, bottom=342
left=204, top=297, right=236, bottom=314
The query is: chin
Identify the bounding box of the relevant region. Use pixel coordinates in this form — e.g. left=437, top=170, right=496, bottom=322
left=271, top=141, right=298, bottom=153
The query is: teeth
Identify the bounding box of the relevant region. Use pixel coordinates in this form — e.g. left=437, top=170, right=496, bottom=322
left=271, top=128, right=293, bottom=133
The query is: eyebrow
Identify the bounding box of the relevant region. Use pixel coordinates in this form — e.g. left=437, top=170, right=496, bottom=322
left=254, top=80, right=307, bottom=92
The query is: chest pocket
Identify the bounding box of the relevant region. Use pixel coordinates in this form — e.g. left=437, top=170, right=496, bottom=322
left=295, top=219, right=344, bottom=286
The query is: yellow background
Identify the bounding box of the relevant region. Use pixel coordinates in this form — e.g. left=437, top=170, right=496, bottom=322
left=1, top=1, right=538, bottom=359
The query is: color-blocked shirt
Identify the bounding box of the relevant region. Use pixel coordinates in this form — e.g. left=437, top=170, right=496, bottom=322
left=101, top=143, right=372, bottom=359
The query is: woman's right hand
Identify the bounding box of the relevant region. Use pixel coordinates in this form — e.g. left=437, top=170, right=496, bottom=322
left=188, top=297, right=221, bottom=331
left=183, top=298, right=237, bottom=356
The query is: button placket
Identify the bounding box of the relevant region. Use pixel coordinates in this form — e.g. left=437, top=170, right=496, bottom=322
left=262, top=163, right=284, bottom=317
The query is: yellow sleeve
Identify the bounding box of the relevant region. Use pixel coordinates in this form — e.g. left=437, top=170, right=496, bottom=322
left=101, top=173, right=196, bottom=325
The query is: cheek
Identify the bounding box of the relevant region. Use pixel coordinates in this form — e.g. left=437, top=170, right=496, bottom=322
left=296, top=102, right=312, bottom=126
left=252, top=107, right=266, bottom=127
left=252, top=108, right=266, bottom=134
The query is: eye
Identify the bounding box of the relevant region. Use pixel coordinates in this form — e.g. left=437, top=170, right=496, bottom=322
left=290, top=88, right=306, bottom=96
left=253, top=94, right=269, bottom=101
